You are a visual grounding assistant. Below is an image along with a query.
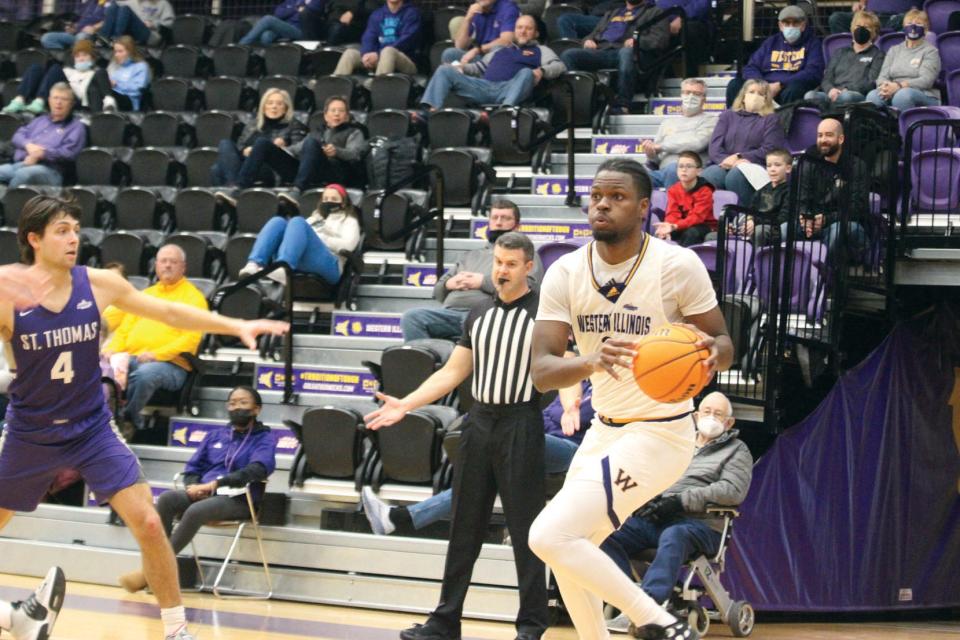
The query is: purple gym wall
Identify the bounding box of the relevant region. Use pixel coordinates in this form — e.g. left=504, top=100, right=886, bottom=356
left=725, top=305, right=960, bottom=611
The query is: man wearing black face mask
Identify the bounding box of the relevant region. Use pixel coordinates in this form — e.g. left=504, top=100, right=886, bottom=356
left=400, top=199, right=545, bottom=341
left=117, top=385, right=278, bottom=594
left=805, top=10, right=885, bottom=111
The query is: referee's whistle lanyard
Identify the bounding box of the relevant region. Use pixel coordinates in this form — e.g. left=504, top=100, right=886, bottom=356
left=224, top=425, right=255, bottom=472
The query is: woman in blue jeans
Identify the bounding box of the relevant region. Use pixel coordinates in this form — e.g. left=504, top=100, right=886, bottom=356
left=361, top=381, right=594, bottom=534
left=239, top=184, right=362, bottom=286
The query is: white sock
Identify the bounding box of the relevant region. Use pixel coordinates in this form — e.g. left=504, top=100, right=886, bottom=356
left=0, top=600, right=12, bottom=630
left=160, top=606, right=187, bottom=637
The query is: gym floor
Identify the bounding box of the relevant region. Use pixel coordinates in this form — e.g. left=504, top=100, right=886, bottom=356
left=1, top=574, right=957, bottom=639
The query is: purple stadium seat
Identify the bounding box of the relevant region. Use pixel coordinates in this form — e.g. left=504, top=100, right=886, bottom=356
left=923, top=0, right=960, bottom=35
left=689, top=239, right=754, bottom=295
left=713, top=189, right=739, bottom=222
left=753, top=242, right=826, bottom=318
left=936, top=32, right=960, bottom=82
left=822, top=33, right=853, bottom=64
left=787, top=107, right=821, bottom=154
left=876, top=31, right=906, bottom=52
left=899, top=106, right=959, bottom=154
left=537, top=241, right=581, bottom=272
left=948, top=68, right=960, bottom=107
left=646, top=189, right=668, bottom=233
left=910, top=148, right=960, bottom=214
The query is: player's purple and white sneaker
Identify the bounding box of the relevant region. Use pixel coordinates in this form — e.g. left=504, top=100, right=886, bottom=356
left=9, top=566, right=66, bottom=640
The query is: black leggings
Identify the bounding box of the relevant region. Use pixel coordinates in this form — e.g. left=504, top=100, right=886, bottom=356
left=86, top=69, right=135, bottom=111
left=155, top=489, right=251, bottom=554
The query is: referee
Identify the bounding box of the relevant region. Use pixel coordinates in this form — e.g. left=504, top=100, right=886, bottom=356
left=366, top=231, right=549, bottom=640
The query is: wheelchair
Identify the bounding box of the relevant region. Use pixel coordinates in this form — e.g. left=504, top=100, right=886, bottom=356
left=627, top=506, right=755, bottom=638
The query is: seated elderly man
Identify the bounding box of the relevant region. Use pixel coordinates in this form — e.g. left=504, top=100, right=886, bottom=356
left=102, top=244, right=208, bottom=440
left=420, top=15, right=564, bottom=110
left=400, top=199, right=544, bottom=341
left=600, top=391, right=753, bottom=635
left=0, top=83, right=86, bottom=187
left=643, top=77, right=717, bottom=189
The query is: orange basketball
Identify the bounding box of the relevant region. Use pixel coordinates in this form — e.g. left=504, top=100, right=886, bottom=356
left=632, top=324, right=711, bottom=403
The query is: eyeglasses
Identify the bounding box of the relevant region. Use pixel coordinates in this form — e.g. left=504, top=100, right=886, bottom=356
left=676, top=163, right=700, bottom=169
left=697, top=408, right=728, bottom=419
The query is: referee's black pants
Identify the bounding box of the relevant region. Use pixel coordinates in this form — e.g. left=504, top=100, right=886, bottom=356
left=427, top=401, right=549, bottom=638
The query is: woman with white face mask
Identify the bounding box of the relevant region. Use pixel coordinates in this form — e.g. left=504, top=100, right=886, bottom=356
left=3, top=39, right=98, bottom=114
left=700, top=80, right=787, bottom=208
left=866, top=8, right=942, bottom=110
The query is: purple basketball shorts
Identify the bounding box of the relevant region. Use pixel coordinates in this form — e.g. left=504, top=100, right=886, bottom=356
left=0, top=414, right=144, bottom=512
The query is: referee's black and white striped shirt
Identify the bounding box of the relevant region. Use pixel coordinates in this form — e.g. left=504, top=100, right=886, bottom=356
left=457, top=290, right=540, bottom=405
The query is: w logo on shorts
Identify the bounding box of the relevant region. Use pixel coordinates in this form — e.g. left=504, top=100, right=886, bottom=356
left=614, top=468, right=637, bottom=492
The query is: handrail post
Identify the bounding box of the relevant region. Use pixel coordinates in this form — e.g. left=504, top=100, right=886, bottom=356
left=434, top=169, right=445, bottom=277
left=282, top=263, right=294, bottom=404
left=565, top=79, right=579, bottom=208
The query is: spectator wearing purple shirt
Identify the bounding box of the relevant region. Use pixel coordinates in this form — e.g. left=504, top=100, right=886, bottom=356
left=442, top=0, right=520, bottom=64
left=40, top=0, right=107, bottom=50
left=0, top=83, right=86, bottom=188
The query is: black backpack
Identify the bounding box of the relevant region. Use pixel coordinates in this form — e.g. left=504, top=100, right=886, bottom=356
left=365, top=136, right=419, bottom=191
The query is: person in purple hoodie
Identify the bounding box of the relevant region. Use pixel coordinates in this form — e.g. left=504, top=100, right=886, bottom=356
left=725, top=5, right=825, bottom=107
left=240, top=0, right=310, bottom=45
left=116, top=385, right=278, bottom=594
left=40, top=0, right=107, bottom=50
left=0, top=83, right=86, bottom=187
left=333, top=0, right=422, bottom=76
left=702, top=79, right=787, bottom=207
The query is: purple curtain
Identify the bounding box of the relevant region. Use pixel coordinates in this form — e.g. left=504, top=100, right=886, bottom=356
left=724, top=305, right=960, bottom=611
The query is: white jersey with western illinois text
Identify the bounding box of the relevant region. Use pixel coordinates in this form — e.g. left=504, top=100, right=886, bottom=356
left=537, top=235, right=718, bottom=420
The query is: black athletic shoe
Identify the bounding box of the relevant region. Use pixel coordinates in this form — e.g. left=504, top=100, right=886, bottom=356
left=398, top=622, right=460, bottom=640
left=9, top=566, right=66, bottom=640
left=629, top=619, right=699, bottom=640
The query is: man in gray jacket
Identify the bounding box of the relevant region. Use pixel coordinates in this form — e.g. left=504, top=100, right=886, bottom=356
left=643, top=77, right=718, bottom=188
left=421, top=15, right=564, bottom=109
left=600, top=391, right=753, bottom=631
left=400, top=199, right=544, bottom=340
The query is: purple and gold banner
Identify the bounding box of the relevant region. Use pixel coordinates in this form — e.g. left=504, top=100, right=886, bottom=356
left=331, top=312, right=403, bottom=338
left=255, top=364, right=377, bottom=397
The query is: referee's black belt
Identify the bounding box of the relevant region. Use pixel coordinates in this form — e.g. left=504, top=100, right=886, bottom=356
left=471, top=400, right=540, bottom=415
left=598, top=411, right=693, bottom=427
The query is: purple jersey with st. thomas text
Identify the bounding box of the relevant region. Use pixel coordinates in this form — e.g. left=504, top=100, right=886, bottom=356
left=5, top=266, right=109, bottom=440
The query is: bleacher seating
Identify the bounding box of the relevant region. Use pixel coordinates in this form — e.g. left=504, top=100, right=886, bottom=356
left=0, top=0, right=956, bottom=617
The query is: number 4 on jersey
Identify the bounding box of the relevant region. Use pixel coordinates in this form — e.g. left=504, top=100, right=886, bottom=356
left=51, top=351, right=75, bottom=384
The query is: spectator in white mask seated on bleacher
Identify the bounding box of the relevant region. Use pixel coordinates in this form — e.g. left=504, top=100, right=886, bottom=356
left=118, top=385, right=278, bottom=594
left=700, top=79, right=786, bottom=208
left=3, top=39, right=98, bottom=115
left=238, top=183, right=362, bottom=286
left=805, top=10, right=885, bottom=112
left=642, top=77, right=718, bottom=189
left=866, top=9, right=942, bottom=110
left=87, top=36, right=151, bottom=112
left=399, top=200, right=544, bottom=342
left=209, top=88, right=309, bottom=191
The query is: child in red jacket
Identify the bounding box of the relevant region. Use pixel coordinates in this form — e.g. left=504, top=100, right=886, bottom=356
left=655, top=150, right=716, bottom=246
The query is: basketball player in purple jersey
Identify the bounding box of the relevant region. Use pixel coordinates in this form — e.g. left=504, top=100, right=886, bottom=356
left=0, top=196, right=289, bottom=640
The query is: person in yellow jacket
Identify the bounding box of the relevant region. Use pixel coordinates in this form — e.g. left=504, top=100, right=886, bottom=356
left=102, top=244, right=207, bottom=439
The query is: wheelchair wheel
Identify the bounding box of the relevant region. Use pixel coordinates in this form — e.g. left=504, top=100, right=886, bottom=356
left=728, top=600, right=755, bottom=637
left=688, top=605, right=710, bottom=636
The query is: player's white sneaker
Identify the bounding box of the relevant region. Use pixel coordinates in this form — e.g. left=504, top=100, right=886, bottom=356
left=164, top=628, right=197, bottom=640
left=9, top=566, right=66, bottom=640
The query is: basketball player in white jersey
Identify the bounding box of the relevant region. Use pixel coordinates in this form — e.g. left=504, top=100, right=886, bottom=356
left=528, top=158, right=733, bottom=640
